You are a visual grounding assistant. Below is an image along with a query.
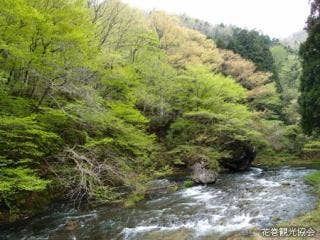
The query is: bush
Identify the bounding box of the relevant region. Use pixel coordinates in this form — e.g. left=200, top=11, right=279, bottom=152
left=305, top=171, right=320, bottom=194
left=0, top=115, right=62, bottom=214
left=303, top=140, right=320, bottom=158
left=183, top=179, right=194, bottom=188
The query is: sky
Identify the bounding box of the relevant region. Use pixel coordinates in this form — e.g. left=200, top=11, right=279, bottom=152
left=121, top=0, right=310, bottom=39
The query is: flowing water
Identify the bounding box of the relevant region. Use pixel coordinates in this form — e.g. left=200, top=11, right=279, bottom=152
left=0, top=167, right=317, bottom=240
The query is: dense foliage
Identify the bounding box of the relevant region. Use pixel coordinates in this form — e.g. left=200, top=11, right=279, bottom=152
left=271, top=44, right=302, bottom=124
left=180, top=16, right=277, bottom=74
left=299, top=0, right=320, bottom=134
left=0, top=0, right=310, bottom=222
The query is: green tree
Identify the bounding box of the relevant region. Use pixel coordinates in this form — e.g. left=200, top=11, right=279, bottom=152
left=228, top=29, right=275, bottom=73
left=271, top=44, right=302, bottom=124
left=0, top=0, right=97, bottom=106
left=299, top=0, right=320, bottom=134
left=166, top=66, right=262, bottom=170
left=179, top=16, right=277, bottom=77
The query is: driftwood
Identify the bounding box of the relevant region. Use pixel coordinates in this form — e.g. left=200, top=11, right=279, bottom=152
left=50, top=147, right=125, bottom=204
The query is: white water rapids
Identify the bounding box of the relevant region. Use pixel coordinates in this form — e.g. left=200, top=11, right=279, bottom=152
left=0, top=167, right=317, bottom=240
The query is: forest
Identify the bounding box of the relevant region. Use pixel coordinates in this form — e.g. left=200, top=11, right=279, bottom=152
left=0, top=0, right=320, bottom=238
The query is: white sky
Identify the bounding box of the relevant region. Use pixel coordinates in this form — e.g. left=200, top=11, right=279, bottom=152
left=122, top=0, right=310, bottom=39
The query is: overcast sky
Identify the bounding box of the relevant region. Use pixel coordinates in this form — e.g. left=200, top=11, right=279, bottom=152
left=122, top=0, right=310, bottom=39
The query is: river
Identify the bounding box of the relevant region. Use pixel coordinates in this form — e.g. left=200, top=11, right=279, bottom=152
left=0, top=167, right=317, bottom=240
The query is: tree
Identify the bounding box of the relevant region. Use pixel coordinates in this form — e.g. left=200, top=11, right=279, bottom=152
left=228, top=29, right=275, bottom=73
left=166, top=66, right=262, bottom=170
left=0, top=0, right=305, bottom=223
left=150, top=12, right=222, bottom=70
left=0, top=0, right=97, bottom=107
left=299, top=0, right=320, bottom=134
left=271, top=44, right=302, bottom=124
left=219, top=49, right=281, bottom=119
left=179, top=16, right=277, bottom=76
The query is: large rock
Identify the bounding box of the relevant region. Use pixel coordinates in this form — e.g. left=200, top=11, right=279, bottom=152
left=191, top=161, right=217, bottom=184
left=219, top=141, right=256, bottom=171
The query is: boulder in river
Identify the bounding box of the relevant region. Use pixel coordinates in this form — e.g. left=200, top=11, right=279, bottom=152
left=191, top=161, right=217, bottom=184
left=219, top=141, right=256, bottom=171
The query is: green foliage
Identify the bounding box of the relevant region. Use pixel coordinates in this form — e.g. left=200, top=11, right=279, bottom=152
left=284, top=171, right=320, bottom=230
left=302, top=139, right=320, bottom=160
left=0, top=164, right=51, bottom=221
left=251, top=117, right=305, bottom=154
left=299, top=2, right=320, bottom=134
left=171, top=67, right=247, bottom=112
left=0, top=0, right=97, bottom=103
left=0, top=167, right=50, bottom=193
left=282, top=125, right=306, bottom=154
left=271, top=44, right=302, bottom=124
left=228, top=29, right=275, bottom=73
left=36, top=108, right=87, bottom=145
left=0, top=92, right=33, bottom=117
left=0, top=114, right=61, bottom=212
left=165, top=67, right=261, bottom=171
left=248, top=83, right=282, bottom=119
left=180, top=17, right=277, bottom=74
left=125, top=193, right=145, bottom=207
left=41, top=100, right=158, bottom=204
left=295, top=170, right=320, bottom=230
left=0, top=116, right=62, bottom=161
left=65, top=102, right=156, bottom=161
left=108, top=102, right=148, bottom=126
left=305, top=171, right=320, bottom=191
left=182, top=179, right=194, bottom=188
left=180, top=16, right=288, bottom=122
left=304, top=141, right=320, bottom=153
left=0, top=0, right=309, bottom=223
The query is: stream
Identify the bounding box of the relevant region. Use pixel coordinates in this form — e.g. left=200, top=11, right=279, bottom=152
left=0, top=167, right=317, bottom=240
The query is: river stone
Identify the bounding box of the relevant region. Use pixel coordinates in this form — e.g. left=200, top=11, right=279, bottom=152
left=191, top=161, right=217, bottom=184
left=219, top=141, right=256, bottom=171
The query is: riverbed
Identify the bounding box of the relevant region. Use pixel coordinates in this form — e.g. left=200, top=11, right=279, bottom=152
left=0, top=167, right=317, bottom=240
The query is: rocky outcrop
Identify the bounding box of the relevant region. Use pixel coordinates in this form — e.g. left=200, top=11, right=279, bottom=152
left=191, top=161, right=217, bottom=184
left=219, top=141, right=256, bottom=171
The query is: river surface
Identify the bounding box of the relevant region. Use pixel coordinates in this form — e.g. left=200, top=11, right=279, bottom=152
left=0, top=167, right=317, bottom=240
